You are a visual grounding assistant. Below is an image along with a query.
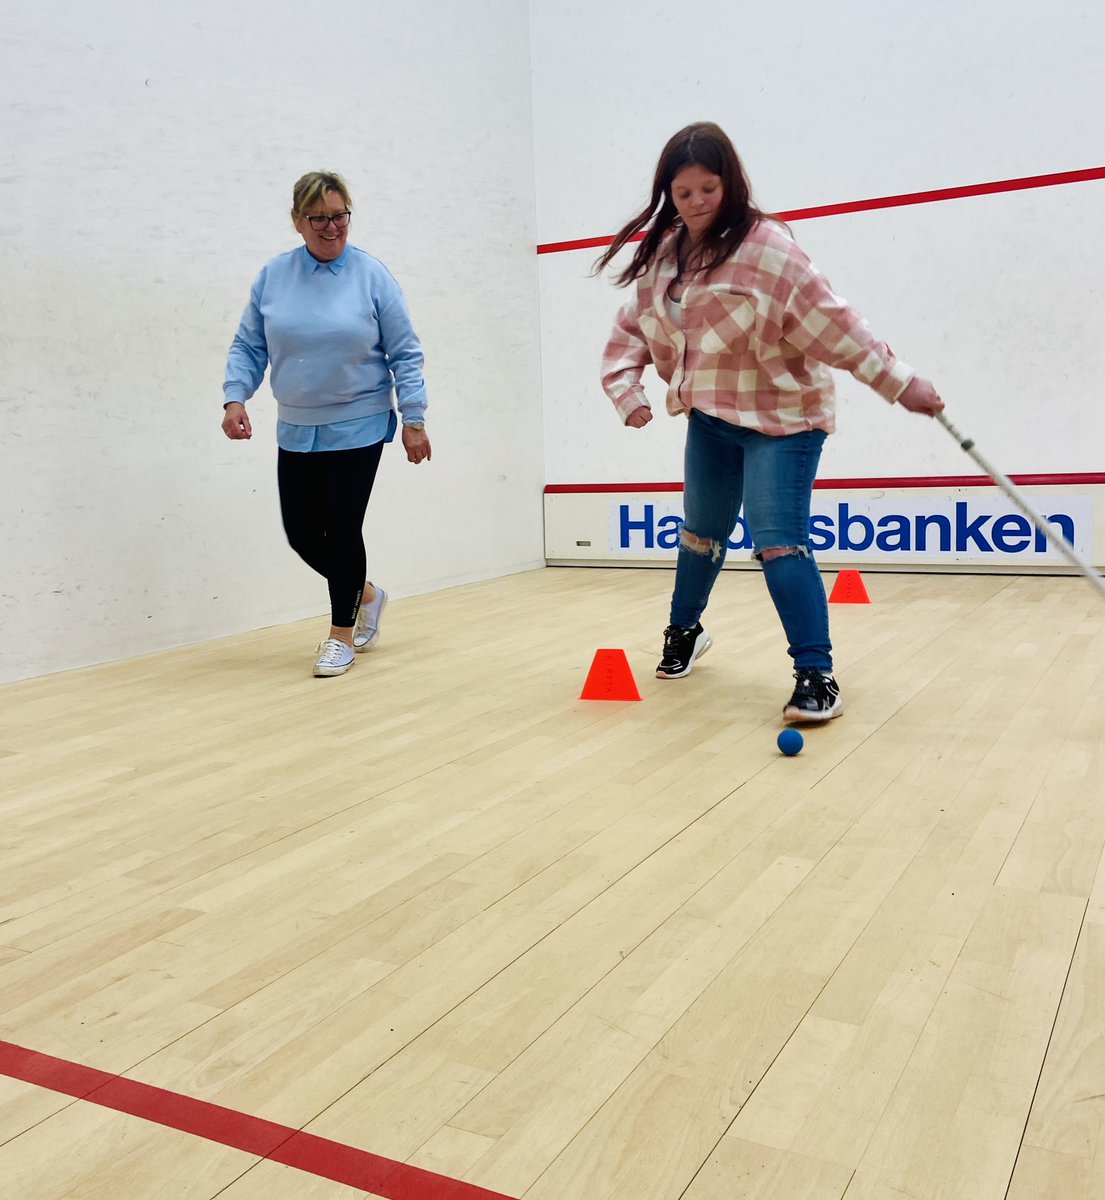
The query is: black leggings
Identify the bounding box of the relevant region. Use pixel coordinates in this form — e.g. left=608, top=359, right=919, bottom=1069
left=277, top=443, right=384, bottom=627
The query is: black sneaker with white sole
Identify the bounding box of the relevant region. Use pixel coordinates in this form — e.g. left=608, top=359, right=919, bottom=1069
left=783, top=668, right=843, bottom=722
left=656, top=623, right=713, bottom=679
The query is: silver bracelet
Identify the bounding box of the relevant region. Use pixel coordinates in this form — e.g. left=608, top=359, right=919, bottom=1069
left=404, top=421, right=426, bottom=430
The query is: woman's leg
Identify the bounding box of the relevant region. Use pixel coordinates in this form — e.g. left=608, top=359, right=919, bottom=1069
left=741, top=429, right=833, bottom=672
left=278, top=444, right=384, bottom=673
left=742, top=429, right=841, bottom=719
left=669, top=411, right=746, bottom=627
left=277, top=448, right=329, bottom=576
left=320, top=443, right=385, bottom=638
left=656, top=412, right=746, bottom=679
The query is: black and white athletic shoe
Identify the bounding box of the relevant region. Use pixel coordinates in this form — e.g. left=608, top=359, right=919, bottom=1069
left=656, top=623, right=713, bottom=679
left=783, top=668, right=843, bottom=722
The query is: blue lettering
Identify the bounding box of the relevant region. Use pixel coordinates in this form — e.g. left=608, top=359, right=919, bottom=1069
left=808, top=514, right=835, bottom=550
left=992, top=514, right=1032, bottom=553
left=839, top=503, right=874, bottom=551
left=613, top=502, right=1079, bottom=560
left=915, top=513, right=951, bottom=552
left=1036, top=513, right=1075, bottom=552
left=619, top=504, right=654, bottom=549
left=728, top=516, right=752, bottom=551
left=656, top=515, right=683, bottom=549
left=875, top=515, right=911, bottom=551
left=955, top=502, right=993, bottom=553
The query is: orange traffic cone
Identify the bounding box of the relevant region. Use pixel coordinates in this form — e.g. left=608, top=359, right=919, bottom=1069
left=829, top=569, right=871, bottom=604
left=580, top=649, right=642, bottom=701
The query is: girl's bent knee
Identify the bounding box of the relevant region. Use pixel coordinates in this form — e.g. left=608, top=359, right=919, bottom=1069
left=757, top=545, right=809, bottom=562
left=680, top=527, right=725, bottom=563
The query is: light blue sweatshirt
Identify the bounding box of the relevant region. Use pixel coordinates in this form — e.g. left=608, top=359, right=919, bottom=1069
left=223, top=245, right=428, bottom=435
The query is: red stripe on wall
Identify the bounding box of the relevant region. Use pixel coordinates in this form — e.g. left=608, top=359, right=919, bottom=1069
left=544, top=473, right=1105, bottom=494
left=535, top=166, right=1105, bottom=255
left=0, top=1040, right=517, bottom=1200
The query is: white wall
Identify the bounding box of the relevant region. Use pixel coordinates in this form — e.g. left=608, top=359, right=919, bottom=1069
left=0, top=0, right=544, bottom=683
left=531, top=0, right=1105, bottom=485
left=4, top=1, right=1101, bottom=684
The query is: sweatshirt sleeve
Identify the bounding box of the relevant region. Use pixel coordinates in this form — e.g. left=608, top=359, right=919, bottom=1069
left=773, top=241, right=914, bottom=403
left=376, top=270, right=428, bottom=424
left=222, top=272, right=269, bottom=405
left=601, top=291, right=654, bottom=422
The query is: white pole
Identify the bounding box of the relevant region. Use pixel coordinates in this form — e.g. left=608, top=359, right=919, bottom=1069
left=936, top=412, right=1105, bottom=605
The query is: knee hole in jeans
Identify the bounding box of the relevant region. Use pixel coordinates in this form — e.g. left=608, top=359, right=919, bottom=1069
left=680, top=527, right=725, bottom=563
left=756, top=545, right=809, bottom=563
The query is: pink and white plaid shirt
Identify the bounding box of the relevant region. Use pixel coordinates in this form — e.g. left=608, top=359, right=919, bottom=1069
left=601, top=220, right=914, bottom=436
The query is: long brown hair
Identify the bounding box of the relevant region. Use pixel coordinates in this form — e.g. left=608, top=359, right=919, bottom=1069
left=595, top=123, right=770, bottom=285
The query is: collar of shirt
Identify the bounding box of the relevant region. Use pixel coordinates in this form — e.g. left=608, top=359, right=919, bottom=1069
left=302, top=245, right=350, bottom=275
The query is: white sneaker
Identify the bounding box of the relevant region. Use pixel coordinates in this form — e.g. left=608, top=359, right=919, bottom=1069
left=313, top=639, right=355, bottom=677
left=353, top=584, right=388, bottom=651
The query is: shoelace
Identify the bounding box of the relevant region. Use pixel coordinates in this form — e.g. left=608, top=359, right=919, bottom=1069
left=662, top=625, right=688, bottom=656
left=792, top=670, right=826, bottom=698
left=317, top=639, right=349, bottom=665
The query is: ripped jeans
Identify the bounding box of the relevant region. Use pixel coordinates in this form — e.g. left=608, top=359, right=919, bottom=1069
left=670, top=410, right=833, bottom=672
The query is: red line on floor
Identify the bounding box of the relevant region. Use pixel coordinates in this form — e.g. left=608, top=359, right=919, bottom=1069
left=544, top=472, right=1105, bottom=494
left=0, top=1040, right=517, bottom=1200
left=535, top=166, right=1105, bottom=254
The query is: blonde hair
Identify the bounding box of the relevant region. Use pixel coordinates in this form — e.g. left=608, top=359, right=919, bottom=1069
left=290, top=171, right=353, bottom=223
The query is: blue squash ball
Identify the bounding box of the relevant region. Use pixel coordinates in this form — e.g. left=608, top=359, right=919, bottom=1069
left=777, top=728, right=804, bottom=756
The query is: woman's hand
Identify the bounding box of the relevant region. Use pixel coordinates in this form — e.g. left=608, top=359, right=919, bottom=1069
left=403, top=425, right=431, bottom=464
left=898, top=378, right=944, bottom=418
left=625, top=406, right=653, bottom=429
left=222, top=402, right=252, bottom=440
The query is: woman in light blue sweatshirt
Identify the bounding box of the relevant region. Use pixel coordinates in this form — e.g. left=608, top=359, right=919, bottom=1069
left=222, top=171, right=430, bottom=677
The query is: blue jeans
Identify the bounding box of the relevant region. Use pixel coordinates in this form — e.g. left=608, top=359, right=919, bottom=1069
left=670, top=410, right=833, bottom=672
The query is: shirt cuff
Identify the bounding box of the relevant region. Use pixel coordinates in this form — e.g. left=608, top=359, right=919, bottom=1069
left=613, top=388, right=650, bottom=423
left=875, top=359, right=915, bottom=403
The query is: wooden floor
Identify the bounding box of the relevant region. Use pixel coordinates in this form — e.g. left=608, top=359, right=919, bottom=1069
left=1, top=567, right=1102, bottom=1200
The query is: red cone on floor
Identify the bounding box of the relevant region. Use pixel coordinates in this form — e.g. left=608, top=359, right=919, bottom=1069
left=580, top=649, right=642, bottom=701
left=829, top=569, right=871, bottom=604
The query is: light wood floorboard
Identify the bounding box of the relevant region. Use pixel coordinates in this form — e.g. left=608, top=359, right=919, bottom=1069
left=0, top=567, right=1101, bottom=1199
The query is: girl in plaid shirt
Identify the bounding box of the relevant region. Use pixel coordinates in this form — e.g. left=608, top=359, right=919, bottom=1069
left=597, top=123, right=943, bottom=721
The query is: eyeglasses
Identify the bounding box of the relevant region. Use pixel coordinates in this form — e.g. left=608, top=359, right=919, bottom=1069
left=305, top=211, right=350, bottom=230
